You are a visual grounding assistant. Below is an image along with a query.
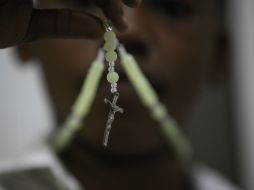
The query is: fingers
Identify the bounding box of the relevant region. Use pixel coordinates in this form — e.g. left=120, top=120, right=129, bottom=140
left=95, top=0, right=127, bottom=31
left=0, top=0, right=33, bottom=48
left=95, top=0, right=142, bottom=32
left=0, top=0, right=142, bottom=48
left=25, top=0, right=143, bottom=43
left=24, top=9, right=104, bottom=42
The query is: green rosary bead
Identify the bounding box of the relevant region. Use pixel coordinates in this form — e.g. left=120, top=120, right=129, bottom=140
left=105, top=51, right=118, bottom=62
left=103, top=27, right=119, bottom=93
left=107, top=72, right=119, bottom=83
left=104, top=41, right=117, bottom=52
left=104, top=31, right=116, bottom=42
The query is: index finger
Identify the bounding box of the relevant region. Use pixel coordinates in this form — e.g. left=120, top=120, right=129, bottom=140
left=95, top=0, right=142, bottom=32
left=122, top=0, right=142, bottom=7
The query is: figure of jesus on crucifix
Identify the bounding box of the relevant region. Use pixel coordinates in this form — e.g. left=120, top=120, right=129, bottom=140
left=103, top=92, right=124, bottom=147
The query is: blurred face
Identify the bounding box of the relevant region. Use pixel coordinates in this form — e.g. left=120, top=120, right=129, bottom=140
left=19, top=0, right=222, bottom=153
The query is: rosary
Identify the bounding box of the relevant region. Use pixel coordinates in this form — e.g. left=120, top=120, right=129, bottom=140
left=103, top=23, right=124, bottom=147
left=52, top=22, right=192, bottom=161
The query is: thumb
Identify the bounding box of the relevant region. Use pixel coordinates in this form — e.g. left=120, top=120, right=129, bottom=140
left=24, top=9, right=104, bottom=43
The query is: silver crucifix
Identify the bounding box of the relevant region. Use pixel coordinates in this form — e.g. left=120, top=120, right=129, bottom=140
left=103, top=92, right=124, bottom=147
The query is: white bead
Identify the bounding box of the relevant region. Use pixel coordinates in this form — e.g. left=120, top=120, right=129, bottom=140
left=111, top=87, right=117, bottom=93
left=111, top=83, right=117, bottom=88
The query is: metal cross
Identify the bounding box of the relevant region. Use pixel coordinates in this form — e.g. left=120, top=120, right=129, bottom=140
left=103, top=92, right=124, bottom=147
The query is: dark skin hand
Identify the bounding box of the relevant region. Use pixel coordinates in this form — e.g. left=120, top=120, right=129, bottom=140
left=0, top=0, right=141, bottom=48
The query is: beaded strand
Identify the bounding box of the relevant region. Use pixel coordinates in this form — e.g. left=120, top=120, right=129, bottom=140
left=104, top=25, right=119, bottom=93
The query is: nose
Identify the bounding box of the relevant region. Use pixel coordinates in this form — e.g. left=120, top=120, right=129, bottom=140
left=116, top=7, right=151, bottom=60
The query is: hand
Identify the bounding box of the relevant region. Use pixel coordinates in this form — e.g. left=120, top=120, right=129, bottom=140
left=0, top=0, right=141, bottom=49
